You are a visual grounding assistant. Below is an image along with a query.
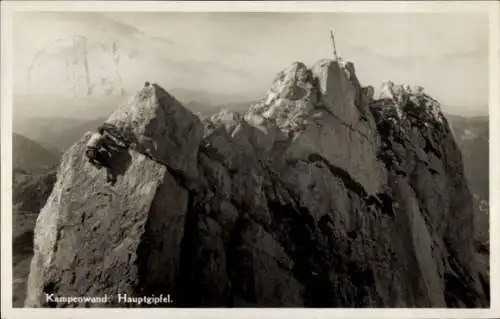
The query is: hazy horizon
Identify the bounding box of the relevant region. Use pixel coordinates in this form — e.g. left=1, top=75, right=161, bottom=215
left=13, top=11, right=489, bottom=118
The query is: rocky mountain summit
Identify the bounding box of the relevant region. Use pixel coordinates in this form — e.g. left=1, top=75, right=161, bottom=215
left=25, top=59, right=488, bottom=307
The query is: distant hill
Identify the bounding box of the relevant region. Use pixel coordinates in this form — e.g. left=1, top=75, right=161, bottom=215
left=445, top=113, right=488, bottom=202
left=14, top=116, right=109, bottom=153
left=13, top=94, right=125, bottom=123
left=12, top=133, right=61, bottom=173
left=184, top=100, right=255, bottom=117
left=449, top=115, right=488, bottom=198
left=445, top=113, right=489, bottom=244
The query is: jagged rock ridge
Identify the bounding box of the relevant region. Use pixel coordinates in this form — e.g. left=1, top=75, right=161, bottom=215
left=25, top=60, right=488, bottom=307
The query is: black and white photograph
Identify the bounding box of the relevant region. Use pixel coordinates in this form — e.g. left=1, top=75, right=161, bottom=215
left=1, top=1, right=499, bottom=317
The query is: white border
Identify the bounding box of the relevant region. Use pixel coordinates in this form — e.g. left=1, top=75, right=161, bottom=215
left=489, top=1, right=500, bottom=317
left=0, top=1, right=495, bottom=13
left=1, top=0, right=14, bottom=317
left=1, top=1, right=499, bottom=319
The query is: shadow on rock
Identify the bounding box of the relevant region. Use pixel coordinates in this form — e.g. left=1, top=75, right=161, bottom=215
left=107, top=148, right=133, bottom=183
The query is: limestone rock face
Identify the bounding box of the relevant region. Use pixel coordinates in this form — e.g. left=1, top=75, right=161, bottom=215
left=25, top=60, right=488, bottom=308
left=370, top=85, right=485, bottom=307
left=249, top=59, right=386, bottom=195
left=106, top=83, right=204, bottom=181
left=25, top=86, right=203, bottom=307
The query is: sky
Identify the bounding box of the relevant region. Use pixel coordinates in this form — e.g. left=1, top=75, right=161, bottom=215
left=12, top=11, right=490, bottom=115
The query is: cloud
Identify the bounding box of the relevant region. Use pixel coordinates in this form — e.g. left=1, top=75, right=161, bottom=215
left=96, top=13, right=251, bottom=79
left=97, top=13, right=177, bottom=46
left=348, top=42, right=487, bottom=67
left=438, top=48, right=488, bottom=61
